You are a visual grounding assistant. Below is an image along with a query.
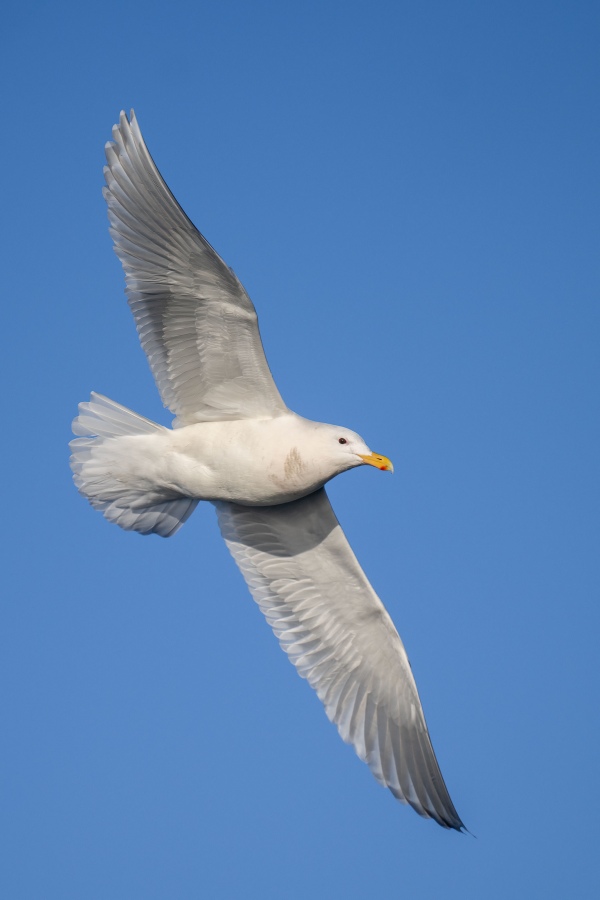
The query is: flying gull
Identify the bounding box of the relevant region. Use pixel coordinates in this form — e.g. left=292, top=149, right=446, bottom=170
left=70, top=111, right=464, bottom=830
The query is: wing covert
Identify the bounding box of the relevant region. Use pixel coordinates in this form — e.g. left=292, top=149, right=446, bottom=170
left=215, top=489, right=464, bottom=830
left=103, top=110, right=287, bottom=424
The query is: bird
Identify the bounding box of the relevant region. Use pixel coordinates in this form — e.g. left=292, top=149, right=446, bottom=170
left=70, top=110, right=464, bottom=831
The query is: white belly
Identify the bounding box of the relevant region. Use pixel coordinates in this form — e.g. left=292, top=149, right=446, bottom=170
left=112, top=415, right=331, bottom=506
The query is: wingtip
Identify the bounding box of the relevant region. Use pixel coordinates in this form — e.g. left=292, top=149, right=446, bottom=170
left=422, top=807, right=467, bottom=833
left=444, top=813, right=470, bottom=835
left=115, top=108, right=137, bottom=124
left=110, top=110, right=133, bottom=143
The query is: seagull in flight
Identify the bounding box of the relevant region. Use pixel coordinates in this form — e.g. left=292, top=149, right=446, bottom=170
left=70, top=111, right=465, bottom=830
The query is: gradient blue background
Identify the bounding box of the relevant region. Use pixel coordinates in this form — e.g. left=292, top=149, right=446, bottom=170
left=2, top=1, right=599, bottom=897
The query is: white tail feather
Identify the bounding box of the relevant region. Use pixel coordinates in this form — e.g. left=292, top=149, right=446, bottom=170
left=70, top=393, right=198, bottom=537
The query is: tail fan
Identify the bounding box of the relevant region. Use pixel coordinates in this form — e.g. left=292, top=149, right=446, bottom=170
left=70, top=393, right=198, bottom=537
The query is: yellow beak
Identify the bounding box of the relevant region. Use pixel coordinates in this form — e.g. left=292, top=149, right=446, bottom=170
left=358, top=452, right=394, bottom=473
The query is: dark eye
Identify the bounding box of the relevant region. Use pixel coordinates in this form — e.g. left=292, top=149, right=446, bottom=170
left=338, top=438, right=347, bottom=444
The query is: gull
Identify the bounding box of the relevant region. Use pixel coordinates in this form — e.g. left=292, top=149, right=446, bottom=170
left=70, top=110, right=464, bottom=830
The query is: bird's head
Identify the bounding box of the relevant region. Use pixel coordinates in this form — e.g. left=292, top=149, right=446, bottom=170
left=313, top=422, right=394, bottom=477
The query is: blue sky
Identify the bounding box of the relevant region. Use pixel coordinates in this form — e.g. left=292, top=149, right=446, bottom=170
left=2, top=0, right=599, bottom=896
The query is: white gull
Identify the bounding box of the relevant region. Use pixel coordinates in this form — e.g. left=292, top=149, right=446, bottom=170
left=70, top=111, right=464, bottom=830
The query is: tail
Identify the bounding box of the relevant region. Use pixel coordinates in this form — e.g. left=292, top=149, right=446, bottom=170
left=69, top=392, right=198, bottom=537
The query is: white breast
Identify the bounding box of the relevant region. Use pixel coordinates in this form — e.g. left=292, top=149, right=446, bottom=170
left=161, top=415, right=334, bottom=505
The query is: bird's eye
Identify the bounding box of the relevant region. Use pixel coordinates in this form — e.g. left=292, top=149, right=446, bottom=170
left=338, top=438, right=347, bottom=444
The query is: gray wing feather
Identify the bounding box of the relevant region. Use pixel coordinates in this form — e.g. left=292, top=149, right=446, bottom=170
left=215, top=489, right=464, bottom=830
left=103, top=110, right=287, bottom=424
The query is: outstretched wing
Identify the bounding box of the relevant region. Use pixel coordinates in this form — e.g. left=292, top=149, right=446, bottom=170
left=103, top=110, right=287, bottom=424
left=215, top=489, right=464, bottom=830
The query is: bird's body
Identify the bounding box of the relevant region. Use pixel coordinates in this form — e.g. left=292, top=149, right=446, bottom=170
left=70, top=110, right=465, bottom=830
left=75, top=407, right=379, bottom=507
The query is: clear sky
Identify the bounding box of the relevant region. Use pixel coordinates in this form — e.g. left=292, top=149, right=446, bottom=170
left=2, top=1, right=599, bottom=897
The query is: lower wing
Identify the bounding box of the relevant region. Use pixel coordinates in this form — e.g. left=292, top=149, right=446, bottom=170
left=214, top=489, right=464, bottom=830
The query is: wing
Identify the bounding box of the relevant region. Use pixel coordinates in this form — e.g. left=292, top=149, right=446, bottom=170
left=215, top=489, right=464, bottom=830
left=103, top=110, right=288, bottom=425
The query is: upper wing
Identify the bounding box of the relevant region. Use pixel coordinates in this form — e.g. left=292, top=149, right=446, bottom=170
left=215, top=489, right=464, bottom=830
left=103, top=110, right=287, bottom=425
